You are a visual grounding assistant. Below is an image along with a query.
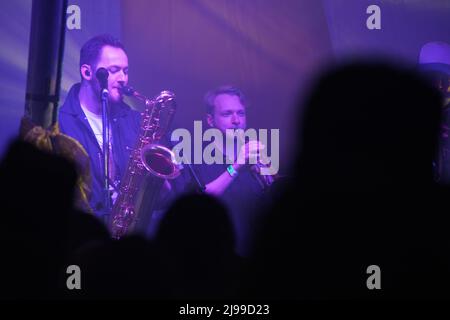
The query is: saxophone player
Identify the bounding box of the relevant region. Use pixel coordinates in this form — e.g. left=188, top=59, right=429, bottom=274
left=59, top=34, right=141, bottom=224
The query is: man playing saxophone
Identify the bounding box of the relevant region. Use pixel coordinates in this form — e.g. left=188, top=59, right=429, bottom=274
left=59, top=34, right=141, bottom=224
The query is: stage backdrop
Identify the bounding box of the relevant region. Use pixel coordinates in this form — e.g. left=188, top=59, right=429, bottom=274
left=322, top=0, right=450, bottom=61
left=1, top=0, right=449, bottom=172
left=121, top=0, right=333, bottom=173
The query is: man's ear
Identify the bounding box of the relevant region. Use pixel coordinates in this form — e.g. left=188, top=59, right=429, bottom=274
left=80, top=64, right=92, bottom=80
left=206, top=114, right=214, bottom=128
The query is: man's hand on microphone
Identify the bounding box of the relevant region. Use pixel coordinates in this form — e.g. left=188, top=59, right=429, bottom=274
left=234, top=140, right=265, bottom=171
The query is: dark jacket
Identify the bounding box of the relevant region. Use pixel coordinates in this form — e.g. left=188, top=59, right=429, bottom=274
left=59, top=83, right=141, bottom=219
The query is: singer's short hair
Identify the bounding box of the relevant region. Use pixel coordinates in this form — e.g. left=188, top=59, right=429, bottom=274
left=79, top=34, right=126, bottom=78
left=204, top=85, right=247, bottom=115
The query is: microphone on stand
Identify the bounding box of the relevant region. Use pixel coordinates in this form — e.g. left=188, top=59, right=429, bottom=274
left=96, top=67, right=112, bottom=215
left=96, top=67, right=109, bottom=97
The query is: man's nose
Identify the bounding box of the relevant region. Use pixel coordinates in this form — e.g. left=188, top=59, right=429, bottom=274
left=117, top=70, right=127, bottom=82
left=231, top=114, right=240, bottom=124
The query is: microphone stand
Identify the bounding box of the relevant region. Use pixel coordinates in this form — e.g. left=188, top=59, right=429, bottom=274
left=101, top=87, right=111, bottom=222
left=184, top=163, right=206, bottom=194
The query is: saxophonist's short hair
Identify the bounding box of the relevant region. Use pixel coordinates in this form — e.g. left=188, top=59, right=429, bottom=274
left=79, top=34, right=126, bottom=79
left=204, top=85, right=247, bottom=115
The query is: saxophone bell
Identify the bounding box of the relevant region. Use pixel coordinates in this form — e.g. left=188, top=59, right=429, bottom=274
left=141, top=144, right=181, bottom=180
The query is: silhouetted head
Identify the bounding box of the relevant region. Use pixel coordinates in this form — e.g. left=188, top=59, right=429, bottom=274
left=156, top=193, right=235, bottom=255
left=0, top=140, right=78, bottom=298
left=297, top=60, right=442, bottom=192
left=0, top=139, right=77, bottom=226
left=154, top=193, right=238, bottom=299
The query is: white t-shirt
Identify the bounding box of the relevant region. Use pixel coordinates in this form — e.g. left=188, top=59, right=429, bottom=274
left=80, top=104, right=112, bottom=152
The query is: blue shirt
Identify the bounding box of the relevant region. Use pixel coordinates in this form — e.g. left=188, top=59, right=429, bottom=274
left=59, top=83, right=141, bottom=220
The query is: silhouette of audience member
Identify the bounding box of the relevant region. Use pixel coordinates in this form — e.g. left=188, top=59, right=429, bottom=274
left=0, top=140, right=77, bottom=299
left=153, top=193, right=240, bottom=299
left=66, top=208, right=111, bottom=255
left=245, top=61, right=450, bottom=299
left=0, top=139, right=113, bottom=299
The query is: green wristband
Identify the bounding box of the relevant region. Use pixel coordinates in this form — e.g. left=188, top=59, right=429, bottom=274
left=227, top=164, right=238, bottom=178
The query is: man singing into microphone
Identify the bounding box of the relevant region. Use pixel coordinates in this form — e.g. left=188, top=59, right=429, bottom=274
left=59, top=34, right=141, bottom=223
left=185, top=85, right=273, bottom=257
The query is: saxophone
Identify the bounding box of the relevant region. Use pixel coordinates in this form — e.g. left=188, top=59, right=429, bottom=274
left=110, top=86, right=180, bottom=239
